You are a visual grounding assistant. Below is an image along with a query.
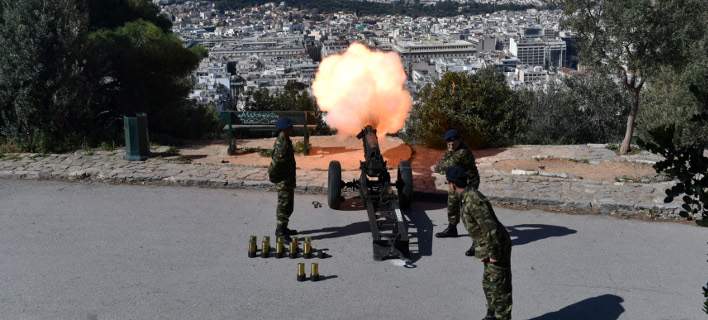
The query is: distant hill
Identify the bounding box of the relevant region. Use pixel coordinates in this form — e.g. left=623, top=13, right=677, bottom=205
left=210, top=0, right=556, bottom=16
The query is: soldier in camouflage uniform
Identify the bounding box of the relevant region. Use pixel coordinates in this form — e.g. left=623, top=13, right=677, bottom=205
left=447, top=165, right=512, bottom=320
left=268, top=117, right=297, bottom=242
left=434, top=129, right=481, bottom=256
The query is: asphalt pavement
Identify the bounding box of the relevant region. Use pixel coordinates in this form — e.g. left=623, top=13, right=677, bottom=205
left=0, top=179, right=705, bottom=320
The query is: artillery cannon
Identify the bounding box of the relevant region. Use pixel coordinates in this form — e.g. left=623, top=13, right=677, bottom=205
left=327, top=125, right=414, bottom=260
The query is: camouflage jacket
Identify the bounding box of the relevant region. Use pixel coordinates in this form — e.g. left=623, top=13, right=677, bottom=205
left=461, top=188, right=511, bottom=262
left=434, top=143, right=480, bottom=189
left=268, top=131, right=296, bottom=187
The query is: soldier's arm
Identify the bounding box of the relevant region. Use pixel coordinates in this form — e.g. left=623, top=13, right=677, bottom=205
left=468, top=193, right=502, bottom=261
left=270, top=139, right=287, bottom=173
left=466, top=152, right=481, bottom=189
left=433, top=152, right=451, bottom=174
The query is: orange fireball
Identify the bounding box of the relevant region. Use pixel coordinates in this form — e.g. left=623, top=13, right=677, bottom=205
left=312, top=42, right=412, bottom=137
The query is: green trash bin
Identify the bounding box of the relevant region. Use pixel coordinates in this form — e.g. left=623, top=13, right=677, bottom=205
left=124, top=113, right=150, bottom=161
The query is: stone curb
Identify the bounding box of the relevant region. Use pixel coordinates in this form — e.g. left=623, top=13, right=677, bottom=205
left=0, top=168, right=683, bottom=222
left=413, top=191, right=680, bottom=221
left=0, top=151, right=686, bottom=221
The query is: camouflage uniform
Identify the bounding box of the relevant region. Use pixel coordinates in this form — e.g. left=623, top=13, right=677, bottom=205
left=434, top=143, right=480, bottom=225
left=460, top=187, right=512, bottom=320
left=268, top=131, right=296, bottom=227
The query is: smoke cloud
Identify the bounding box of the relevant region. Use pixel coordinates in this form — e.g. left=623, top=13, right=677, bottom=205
left=312, top=42, right=412, bottom=137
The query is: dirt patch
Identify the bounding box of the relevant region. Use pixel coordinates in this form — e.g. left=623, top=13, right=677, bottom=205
left=179, top=135, right=412, bottom=171
left=493, top=158, right=657, bottom=182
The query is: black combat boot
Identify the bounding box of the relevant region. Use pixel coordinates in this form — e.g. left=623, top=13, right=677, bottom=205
left=283, top=225, right=298, bottom=236
left=483, top=308, right=496, bottom=320
left=275, top=224, right=292, bottom=243
left=465, top=243, right=475, bottom=257
left=435, top=224, right=458, bottom=238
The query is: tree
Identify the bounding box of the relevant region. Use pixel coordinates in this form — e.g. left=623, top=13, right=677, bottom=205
left=0, top=0, right=89, bottom=151
left=560, top=0, right=706, bottom=154
left=520, top=73, right=629, bottom=145
left=638, top=59, right=708, bottom=223
left=405, top=68, right=526, bottom=148
left=85, top=19, right=201, bottom=139
left=0, top=0, right=211, bottom=151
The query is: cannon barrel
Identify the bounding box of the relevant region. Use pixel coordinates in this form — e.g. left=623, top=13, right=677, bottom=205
left=356, top=125, right=387, bottom=178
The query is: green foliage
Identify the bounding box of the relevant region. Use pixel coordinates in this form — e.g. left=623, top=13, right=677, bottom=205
left=520, top=73, right=629, bottom=145
left=213, top=0, right=541, bottom=17
left=98, top=141, right=117, bottom=151
left=0, top=0, right=208, bottom=152
left=258, top=148, right=273, bottom=157
left=293, top=140, right=310, bottom=154
left=0, top=139, right=21, bottom=154
left=190, top=45, right=209, bottom=59
left=639, top=62, right=708, bottom=148
left=559, top=0, right=707, bottom=154
left=641, top=125, right=707, bottom=221
left=405, top=69, right=525, bottom=149
left=86, top=19, right=201, bottom=137
left=637, top=58, right=708, bottom=222
left=0, top=0, right=89, bottom=153
left=87, top=0, right=172, bottom=32
left=637, top=28, right=708, bottom=223
left=704, top=283, right=708, bottom=314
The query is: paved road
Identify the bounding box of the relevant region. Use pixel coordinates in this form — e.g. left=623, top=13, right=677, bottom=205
left=1, top=180, right=705, bottom=320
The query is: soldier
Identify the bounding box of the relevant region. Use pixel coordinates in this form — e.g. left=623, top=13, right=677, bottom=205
left=268, top=117, right=298, bottom=242
left=434, top=129, right=481, bottom=256
left=446, top=165, right=512, bottom=320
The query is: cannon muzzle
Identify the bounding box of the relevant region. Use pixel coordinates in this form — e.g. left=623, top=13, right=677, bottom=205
left=357, top=125, right=387, bottom=177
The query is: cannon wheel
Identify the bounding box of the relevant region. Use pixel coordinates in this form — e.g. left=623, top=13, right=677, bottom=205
left=397, top=160, right=413, bottom=208
left=328, top=161, right=342, bottom=209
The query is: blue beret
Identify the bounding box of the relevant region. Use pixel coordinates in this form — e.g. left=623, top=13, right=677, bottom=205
left=276, top=117, right=293, bottom=130
left=446, top=166, right=468, bottom=188
left=443, top=129, right=460, bottom=141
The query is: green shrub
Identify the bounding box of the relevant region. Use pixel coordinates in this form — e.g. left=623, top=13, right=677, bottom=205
left=703, top=283, right=708, bottom=314
left=638, top=65, right=708, bottom=148
left=519, top=73, right=629, bottom=145
left=637, top=58, right=708, bottom=223
left=404, top=68, right=526, bottom=149
left=0, top=0, right=208, bottom=153
left=258, top=148, right=273, bottom=157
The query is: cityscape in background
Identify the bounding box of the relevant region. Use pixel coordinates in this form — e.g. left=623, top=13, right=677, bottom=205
left=155, top=1, right=578, bottom=111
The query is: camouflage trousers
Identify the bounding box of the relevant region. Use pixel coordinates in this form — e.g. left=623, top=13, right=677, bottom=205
left=482, top=248, right=512, bottom=320
left=275, top=182, right=294, bottom=226
left=447, top=190, right=462, bottom=225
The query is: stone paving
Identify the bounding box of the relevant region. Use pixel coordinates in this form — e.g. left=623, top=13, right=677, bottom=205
left=0, top=145, right=685, bottom=221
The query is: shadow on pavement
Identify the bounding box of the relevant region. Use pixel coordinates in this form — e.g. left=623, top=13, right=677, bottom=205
left=315, top=275, right=338, bottom=282
left=405, top=203, right=435, bottom=263
left=410, top=197, right=448, bottom=211
left=298, top=221, right=370, bottom=241
left=528, top=294, right=624, bottom=320
left=507, top=224, right=577, bottom=246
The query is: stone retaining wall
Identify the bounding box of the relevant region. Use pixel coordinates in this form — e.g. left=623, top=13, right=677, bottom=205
left=0, top=149, right=683, bottom=221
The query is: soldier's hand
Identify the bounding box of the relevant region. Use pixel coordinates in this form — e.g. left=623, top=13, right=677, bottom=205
left=482, top=257, right=498, bottom=264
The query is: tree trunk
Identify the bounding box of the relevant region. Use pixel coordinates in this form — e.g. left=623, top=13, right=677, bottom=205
left=620, top=89, right=641, bottom=154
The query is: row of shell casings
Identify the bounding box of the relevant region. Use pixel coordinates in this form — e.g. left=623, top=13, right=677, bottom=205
left=248, top=236, right=319, bottom=259
left=297, top=262, right=320, bottom=282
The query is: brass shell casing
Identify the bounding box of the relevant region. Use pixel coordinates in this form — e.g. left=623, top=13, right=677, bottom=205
left=297, top=263, right=306, bottom=281
left=289, top=238, right=298, bottom=259
left=248, top=235, right=257, bottom=258
left=310, top=263, right=320, bottom=281
left=303, top=241, right=312, bottom=259
left=261, top=236, right=270, bottom=258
